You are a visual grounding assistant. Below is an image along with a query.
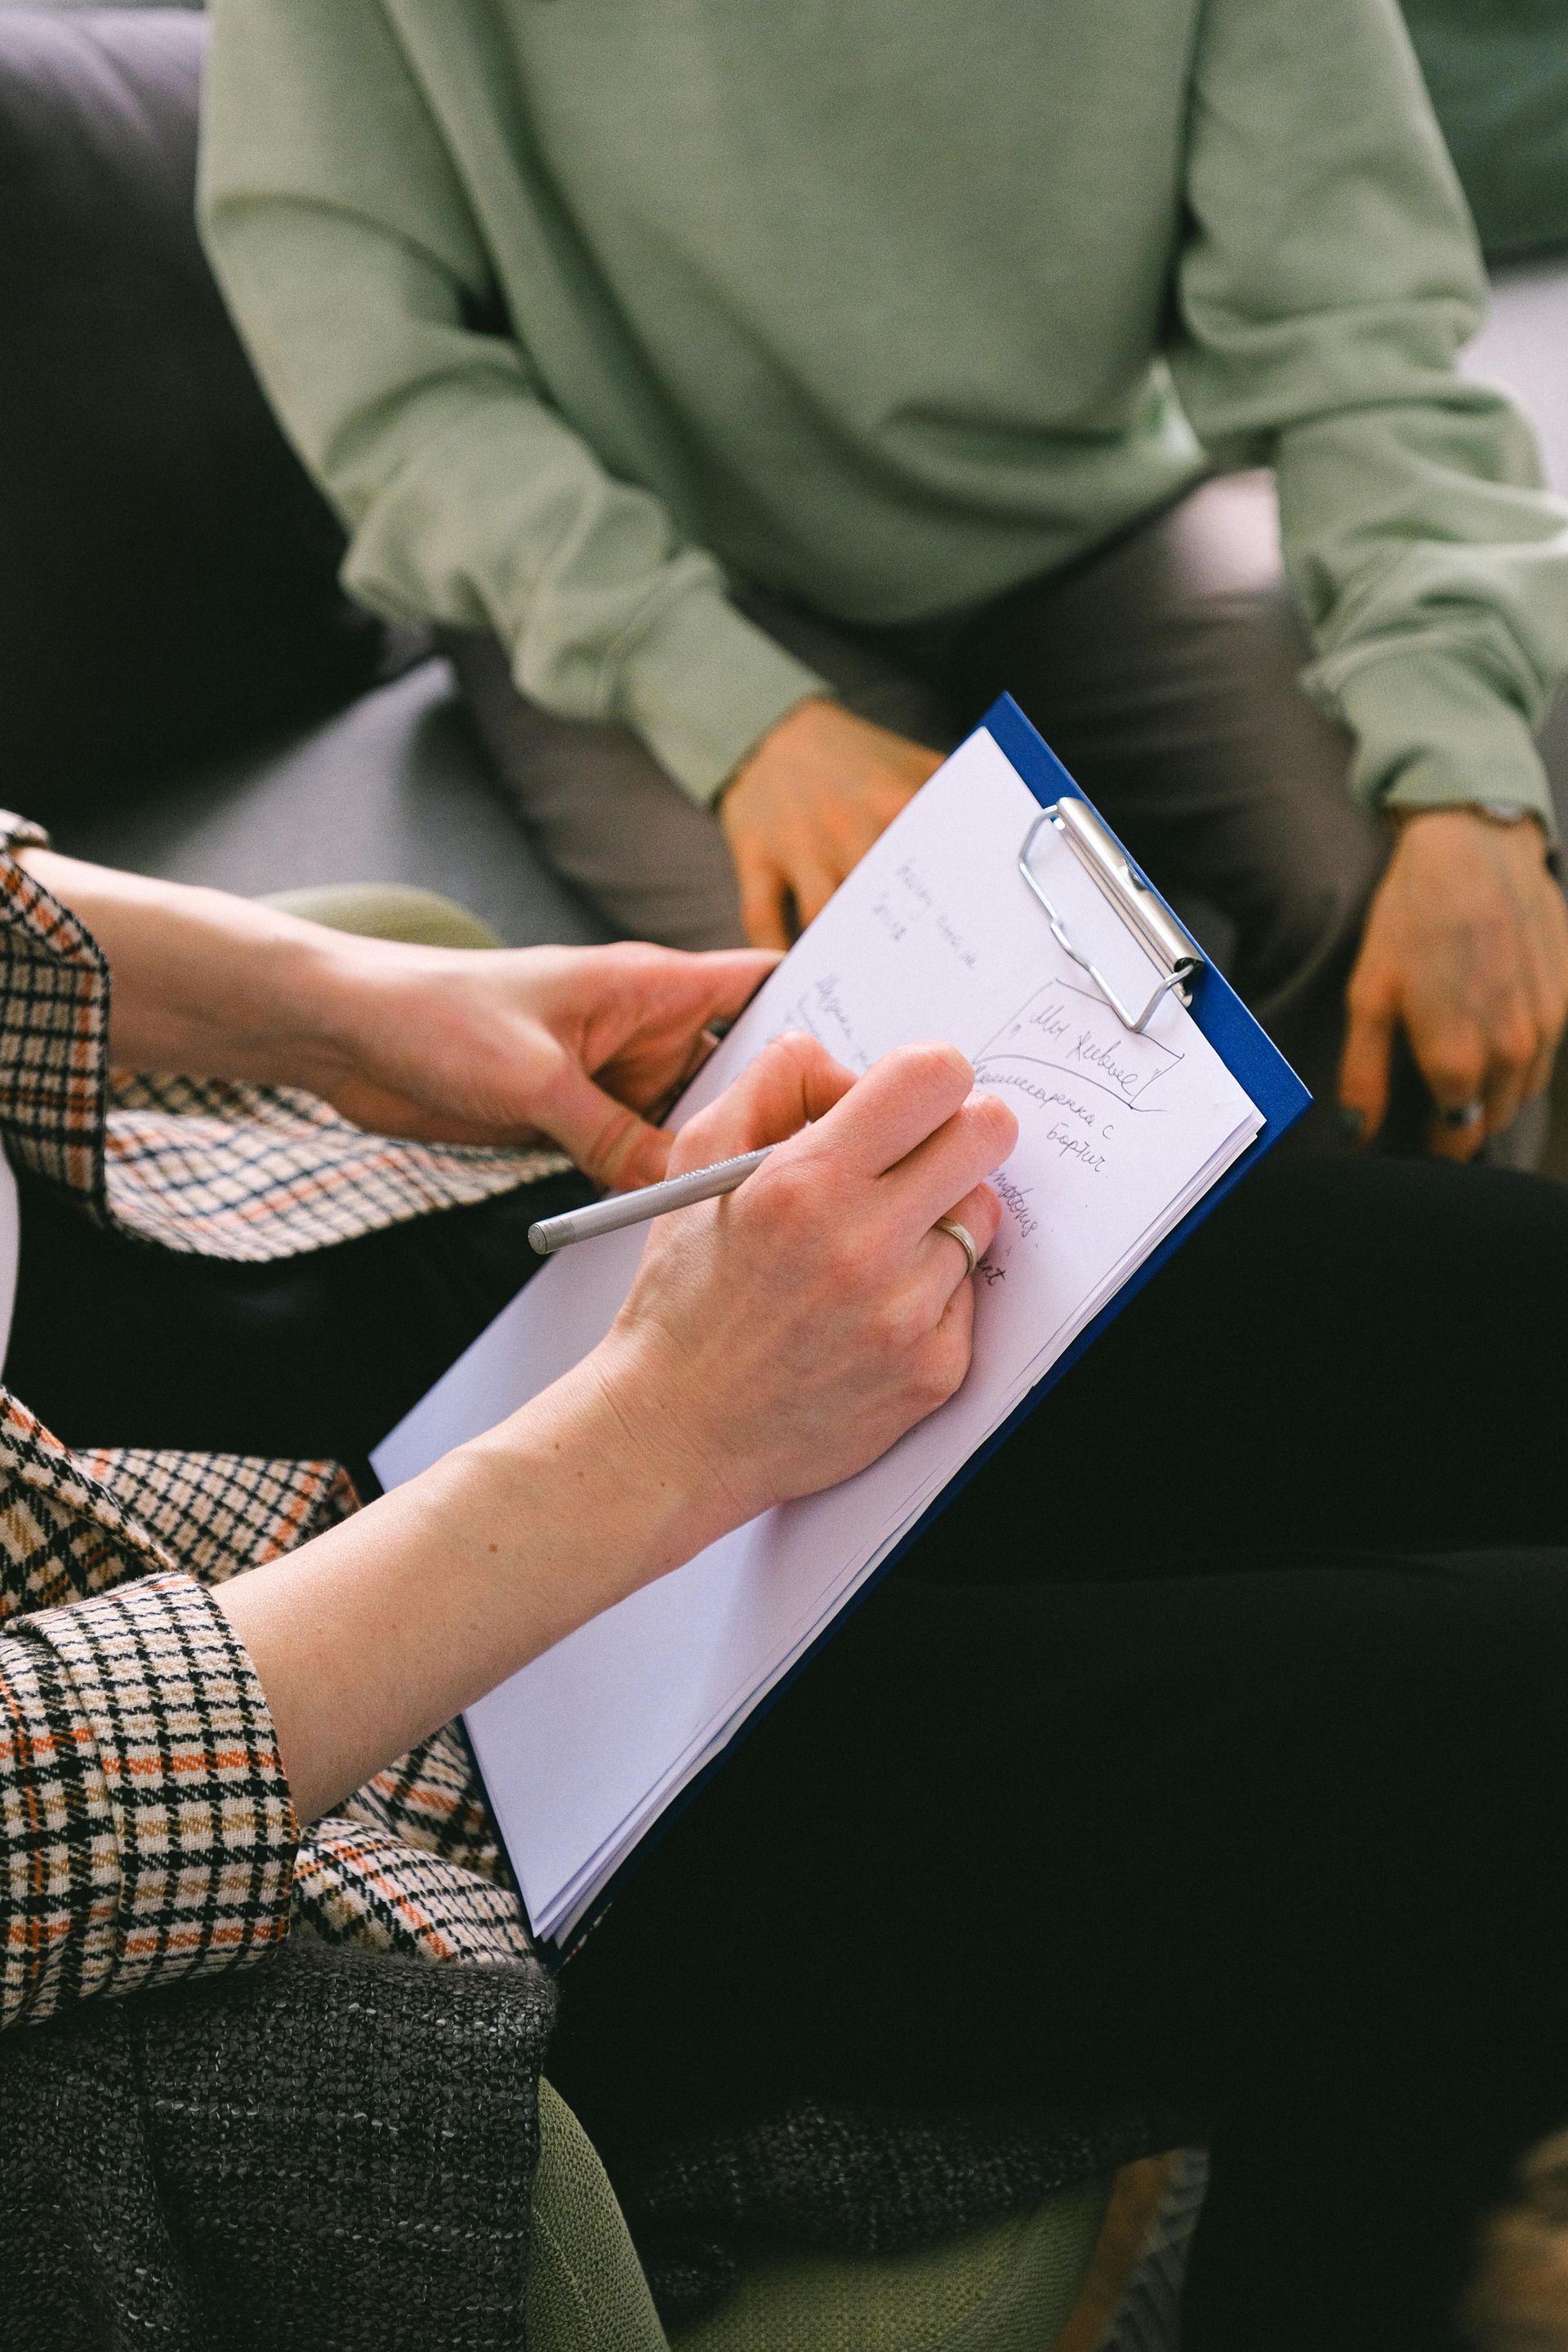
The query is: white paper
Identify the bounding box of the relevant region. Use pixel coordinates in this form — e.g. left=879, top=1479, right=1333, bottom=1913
left=372, top=728, right=1261, bottom=1941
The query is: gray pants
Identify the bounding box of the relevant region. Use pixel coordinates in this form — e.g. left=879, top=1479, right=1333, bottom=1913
left=444, top=473, right=1560, bottom=1150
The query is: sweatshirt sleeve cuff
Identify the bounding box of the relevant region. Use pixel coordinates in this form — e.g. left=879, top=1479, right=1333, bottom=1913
left=611, top=586, right=831, bottom=805
left=18, top=1574, right=297, bottom=2013
left=1325, top=648, right=1557, bottom=837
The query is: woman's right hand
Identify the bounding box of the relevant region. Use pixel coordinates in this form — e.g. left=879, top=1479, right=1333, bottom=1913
left=220, top=1031, right=1014, bottom=1828
left=582, top=1031, right=1017, bottom=1553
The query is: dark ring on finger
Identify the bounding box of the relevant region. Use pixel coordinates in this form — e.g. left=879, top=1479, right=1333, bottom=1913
left=1438, top=1100, right=1485, bottom=1131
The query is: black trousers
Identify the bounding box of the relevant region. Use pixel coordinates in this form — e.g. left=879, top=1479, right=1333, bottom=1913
left=17, top=1152, right=1568, bottom=2352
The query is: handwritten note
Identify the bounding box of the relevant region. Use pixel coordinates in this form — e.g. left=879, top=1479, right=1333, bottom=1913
left=373, top=727, right=1263, bottom=1946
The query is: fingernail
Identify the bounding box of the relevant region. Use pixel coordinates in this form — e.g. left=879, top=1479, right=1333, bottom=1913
left=1339, top=1107, right=1365, bottom=1143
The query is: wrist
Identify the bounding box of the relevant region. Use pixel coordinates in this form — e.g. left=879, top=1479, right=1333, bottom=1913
left=723, top=693, right=840, bottom=800
left=459, top=1344, right=723, bottom=1632
left=1386, top=802, right=1554, bottom=873
left=575, top=1323, right=745, bottom=1562
left=225, top=1348, right=728, bottom=1820
left=244, top=921, right=385, bottom=1097
left=1388, top=801, right=1546, bottom=841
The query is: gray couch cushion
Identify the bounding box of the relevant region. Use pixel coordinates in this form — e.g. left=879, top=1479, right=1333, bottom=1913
left=59, top=657, right=612, bottom=950
left=1463, top=260, right=1568, bottom=497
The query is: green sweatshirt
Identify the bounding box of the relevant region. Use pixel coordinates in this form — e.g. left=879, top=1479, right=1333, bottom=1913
left=200, top=0, right=1568, bottom=820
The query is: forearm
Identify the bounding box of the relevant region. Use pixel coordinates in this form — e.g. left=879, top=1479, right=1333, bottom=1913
left=20, top=849, right=364, bottom=1089
left=215, top=1349, right=707, bottom=1824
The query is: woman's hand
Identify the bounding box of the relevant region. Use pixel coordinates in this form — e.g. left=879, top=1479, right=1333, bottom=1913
left=314, top=938, right=777, bottom=1187
left=581, top=1031, right=1017, bottom=1547
left=220, top=1029, right=1015, bottom=1823
left=15, top=848, right=773, bottom=1193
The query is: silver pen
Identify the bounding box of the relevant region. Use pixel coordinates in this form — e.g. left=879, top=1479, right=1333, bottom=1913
left=528, top=1145, right=775, bottom=1256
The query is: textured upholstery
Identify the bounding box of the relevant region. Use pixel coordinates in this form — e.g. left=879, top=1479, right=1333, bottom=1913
left=531, top=2085, right=673, bottom=2352
left=523, top=2082, right=1111, bottom=2352
left=668, top=2182, right=1111, bottom=2352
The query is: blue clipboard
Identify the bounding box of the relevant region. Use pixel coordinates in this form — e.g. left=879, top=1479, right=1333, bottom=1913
left=508, top=693, right=1312, bottom=1966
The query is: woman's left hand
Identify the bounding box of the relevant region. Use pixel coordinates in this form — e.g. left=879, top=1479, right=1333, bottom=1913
left=14, top=846, right=772, bottom=1190
left=317, top=938, right=777, bottom=1187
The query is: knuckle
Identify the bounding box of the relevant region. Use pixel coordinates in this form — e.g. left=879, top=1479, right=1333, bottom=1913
left=755, top=1152, right=816, bottom=1230
left=875, top=1291, right=920, bottom=1355
left=1496, top=1016, right=1539, bottom=1071
left=906, top=1356, right=955, bottom=1415
left=1345, top=969, right=1392, bottom=1022
left=901, top=1040, right=973, bottom=1096
left=1423, top=1044, right=1486, bottom=1099
left=770, top=1027, right=822, bottom=1077
left=971, top=1090, right=1020, bottom=1162
left=784, top=1197, right=865, bottom=1288
left=613, top=940, right=666, bottom=979
left=827, top=1231, right=873, bottom=1294
left=920, top=1334, right=969, bottom=1410
left=969, top=1182, right=1004, bottom=1254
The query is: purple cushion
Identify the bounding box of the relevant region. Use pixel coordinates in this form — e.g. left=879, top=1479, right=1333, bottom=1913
left=0, top=9, right=385, bottom=816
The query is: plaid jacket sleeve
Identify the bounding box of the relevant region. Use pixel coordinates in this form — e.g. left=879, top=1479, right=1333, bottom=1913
left=0, top=809, right=545, bottom=1999
left=0, top=1573, right=296, bottom=2032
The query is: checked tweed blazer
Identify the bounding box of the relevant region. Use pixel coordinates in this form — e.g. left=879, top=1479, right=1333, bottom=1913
left=0, top=818, right=565, bottom=2034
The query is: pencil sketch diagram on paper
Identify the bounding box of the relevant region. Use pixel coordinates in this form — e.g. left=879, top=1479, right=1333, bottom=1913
left=978, top=978, right=1184, bottom=1116
left=973, top=976, right=1183, bottom=1195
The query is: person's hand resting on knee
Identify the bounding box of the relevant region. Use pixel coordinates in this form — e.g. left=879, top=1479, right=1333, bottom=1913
left=216, top=1032, right=1015, bottom=1825
left=719, top=699, right=945, bottom=949
left=1338, top=808, right=1568, bottom=1160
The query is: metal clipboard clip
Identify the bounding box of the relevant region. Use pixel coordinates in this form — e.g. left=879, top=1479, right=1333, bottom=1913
left=1019, top=799, right=1205, bottom=1036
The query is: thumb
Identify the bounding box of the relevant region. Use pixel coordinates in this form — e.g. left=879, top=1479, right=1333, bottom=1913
left=536, top=1053, right=673, bottom=1191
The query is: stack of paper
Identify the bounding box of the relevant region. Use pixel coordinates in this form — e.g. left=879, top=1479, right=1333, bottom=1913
left=372, top=727, right=1262, bottom=1947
